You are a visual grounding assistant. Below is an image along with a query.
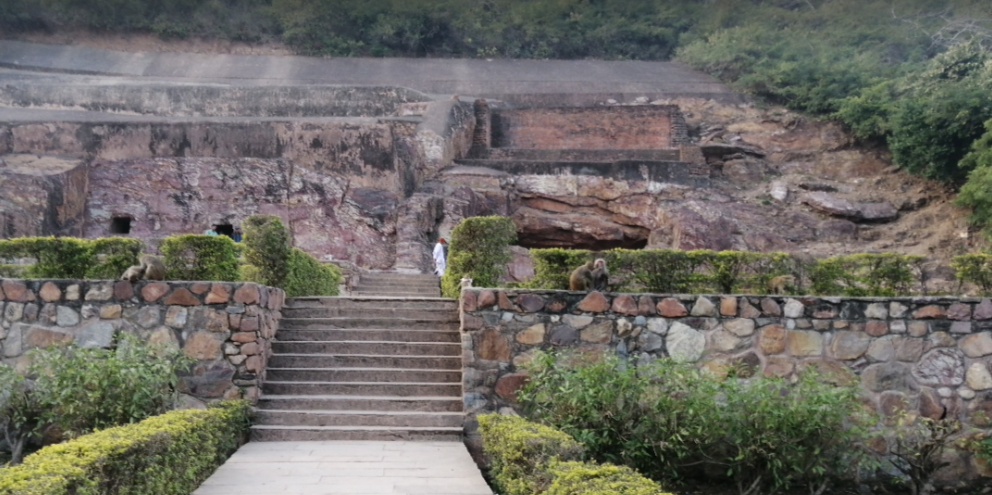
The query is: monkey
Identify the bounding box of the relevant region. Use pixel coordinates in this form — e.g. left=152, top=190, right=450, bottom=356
left=121, top=265, right=146, bottom=283
left=569, top=258, right=609, bottom=292
left=459, top=276, right=474, bottom=289
left=139, top=255, right=166, bottom=281
left=768, top=275, right=796, bottom=295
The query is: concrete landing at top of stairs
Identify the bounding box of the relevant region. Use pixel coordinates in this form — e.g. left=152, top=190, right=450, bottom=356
left=192, top=441, right=493, bottom=495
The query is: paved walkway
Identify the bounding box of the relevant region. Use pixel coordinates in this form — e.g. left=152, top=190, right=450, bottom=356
left=191, top=441, right=493, bottom=495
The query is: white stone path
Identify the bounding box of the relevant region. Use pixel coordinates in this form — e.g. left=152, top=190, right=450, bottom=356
left=192, top=441, right=494, bottom=495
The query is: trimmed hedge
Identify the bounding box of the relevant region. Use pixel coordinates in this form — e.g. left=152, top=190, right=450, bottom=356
left=0, top=400, right=250, bottom=495
left=0, top=237, right=143, bottom=279
left=952, top=253, right=992, bottom=295
left=477, top=414, right=669, bottom=495
left=526, top=248, right=930, bottom=296
left=441, top=216, right=517, bottom=298
left=160, top=234, right=240, bottom=281
left=282, top=248, right=342, bottom=297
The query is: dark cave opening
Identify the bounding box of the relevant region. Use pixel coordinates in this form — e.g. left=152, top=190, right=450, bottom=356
left=110, top=216, right=132, bottom=235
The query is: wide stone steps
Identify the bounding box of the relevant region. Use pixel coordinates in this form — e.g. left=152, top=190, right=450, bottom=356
left=251, top=425, right=463, bottom=442
left=266, top=353, right=461, bottom=369
left=275, top=329, right=460, bottom=343
left=253, top=410, right=464, bottom=428
left=279, top=317, right=458, bottom=331
left=263, top=381, right=461, bottom=396
left=256, top=394, right=463, bottom=412
left=252, top=285, right=462, bottom=442
left=270, top=341, right=461, bottom=356
left=266, top=368, right=461, bottom=382
left=353, top=273, right=442, bottom=298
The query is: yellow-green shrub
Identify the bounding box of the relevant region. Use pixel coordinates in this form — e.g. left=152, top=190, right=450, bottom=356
left=809, top=253, right=923, bottom=296
left=160, top=234, right=240, bottom=281
left=525, top=248, right=593, bottom=290
left=477, top=413, right=584, bottom=495
left=952, top=253, right=992, bottom=294
left=0, top=400, right=250, bottom=495
left=545, top=461, right=669, bottom=495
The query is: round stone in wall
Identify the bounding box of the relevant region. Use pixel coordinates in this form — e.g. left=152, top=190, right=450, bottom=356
left=913, top=348, right=965, bottom=387
left=666, top=322, right=705, bottom=363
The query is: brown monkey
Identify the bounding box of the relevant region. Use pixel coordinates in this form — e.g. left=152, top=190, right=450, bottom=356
left=569, top=259, right=609, bottom=291
left=140, top=255, right=166, bottom=281
left=121, top=265, right=145, bottom=283
left=768, top=275, right=796, bottom=295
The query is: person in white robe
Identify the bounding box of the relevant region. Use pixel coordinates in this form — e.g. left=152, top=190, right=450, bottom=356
left=433, top=238, right=447, bottom=276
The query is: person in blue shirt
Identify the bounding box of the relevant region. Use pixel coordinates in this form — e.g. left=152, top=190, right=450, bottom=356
left=232, top=227, right=243, bottom=243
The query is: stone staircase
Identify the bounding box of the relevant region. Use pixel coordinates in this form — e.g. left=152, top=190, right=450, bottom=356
left=352, top=271, right=443, bottom=298
left=251, top=277, right=463, bottom=441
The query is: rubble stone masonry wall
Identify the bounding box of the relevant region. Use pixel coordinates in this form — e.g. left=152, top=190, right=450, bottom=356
left=0, top=278, right=284, bottom=406
left=490, top=106, right=682, bottom=150
left=460, top=289, right=992, bottom=484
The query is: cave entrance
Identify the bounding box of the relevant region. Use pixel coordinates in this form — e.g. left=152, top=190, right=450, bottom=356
left=214, top=223, right=234, bottom=237
left=110, top=216, right=132, bottom=235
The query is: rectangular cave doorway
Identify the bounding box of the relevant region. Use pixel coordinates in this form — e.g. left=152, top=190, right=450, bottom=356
left=110, top=216, right=132, bottom=235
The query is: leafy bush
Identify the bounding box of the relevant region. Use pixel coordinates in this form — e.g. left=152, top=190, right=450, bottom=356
left=441, top=216, right=517, bottom=298
left=518, top=352, right=873, bottom=494
left=0, top=400, right=250, bottom=495
left=809, top=253, right=923, bottom=296
left=283, top=247, right=342, bottom=297
left=30, top=333, right=193, bottom=438
left=242, top=215, right=291, bottom=289
left=0, top=365, right=46, bottom=465
left=160, top=234, right=240, bottom=281
left=951, top=253, right=992, bottom=294
left=477, top=413, right=586, bottom=495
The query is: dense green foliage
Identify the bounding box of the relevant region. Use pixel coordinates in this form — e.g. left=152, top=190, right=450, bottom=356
left=0, top=400, right=249, bottom=495
left=160, top=234, right=240, bottom=281
left=0, top=366, right=46, bottom=466
left=951, top=253, right=992, bottom=294
left=242, top=215, right=291, bottom=289
left=441, top=216, right=517, bottom=297
left=29, top=334, right=193, bottom=439
left=477, top=414, right=668, bottom=495
left=283, top=248, right=342, bottom=297
left=518, top=352, right=873, bottom=494
left=0, top=237, right=143, bottom=279
left=809, top=253, right=924, bottom=297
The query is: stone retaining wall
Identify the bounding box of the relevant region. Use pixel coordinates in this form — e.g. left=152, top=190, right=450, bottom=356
left=0, top=278, right=284, bottom=406
left=460, top=289, right=992, bottom=485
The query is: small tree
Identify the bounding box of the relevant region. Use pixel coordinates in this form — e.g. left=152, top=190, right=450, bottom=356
left=242, top=215, right=291, bottom=288
left=441, top=216, right=517, bottom=297
left=0, top=366, right=45, bottom=465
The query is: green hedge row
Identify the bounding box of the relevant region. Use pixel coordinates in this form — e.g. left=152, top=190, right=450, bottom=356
left=477, top=414, right=670, bottom=495
left=0, top=237, right=143, bottom=280
left=525, top=248, right=926, bottom=296
left=441, top=216, right=517, bottom=298
left=0, top=400, right=250, bottom=495
left=160, top=234, right=241, bottom=281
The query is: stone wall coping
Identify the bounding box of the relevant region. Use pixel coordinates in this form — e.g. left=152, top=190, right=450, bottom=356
left=462, top=288, right=984, bottom=304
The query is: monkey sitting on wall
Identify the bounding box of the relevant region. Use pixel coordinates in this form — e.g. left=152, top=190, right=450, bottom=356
left=120, top=255, right=166, bottom=283
left=569, top=258, right=609, bottom=291
left=768, top=274, right=796, bottom=295
left=459, top=276, right=474, bottom=289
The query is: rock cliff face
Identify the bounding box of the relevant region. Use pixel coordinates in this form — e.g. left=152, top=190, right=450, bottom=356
left=0, top=75, right=976, bottom=281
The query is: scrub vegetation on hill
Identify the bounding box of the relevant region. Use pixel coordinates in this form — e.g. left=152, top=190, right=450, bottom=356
left=5, top=1, right=992, bottom=232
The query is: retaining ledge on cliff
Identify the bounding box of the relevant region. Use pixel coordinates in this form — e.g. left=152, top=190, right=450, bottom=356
left=0, top=278, right=284, bottom=406
left=459, top=289, right=992, bottom=485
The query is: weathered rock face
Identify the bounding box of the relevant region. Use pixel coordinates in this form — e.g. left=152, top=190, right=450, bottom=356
left=0, top=155, right=88, bottom=238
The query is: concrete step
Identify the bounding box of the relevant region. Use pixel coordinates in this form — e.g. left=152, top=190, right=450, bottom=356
left=359, top=273, right=440, bottom=282
left=256, top=394, right=463, bottom=412
left=250, top=425, right=463, bottom=442
left=275, top=329, right=459, bottom=343
left=262, top=381, right=462, bottom=396
left=281, top=307, right=459, bottom=320
left=253, top=409, right=464, bottom=428
left=354, top=278, right=441, bottom=286
left=270, top=341, right=461, bottom=356
left=279, top=318, right=459, bottom=331
left=267, top=353, right=461, bottom=369
left=265, top=367, right=461, bottom=382
left=351, top=290, right=443, bottom=298
left=286, top=297, right=457, bottom=310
